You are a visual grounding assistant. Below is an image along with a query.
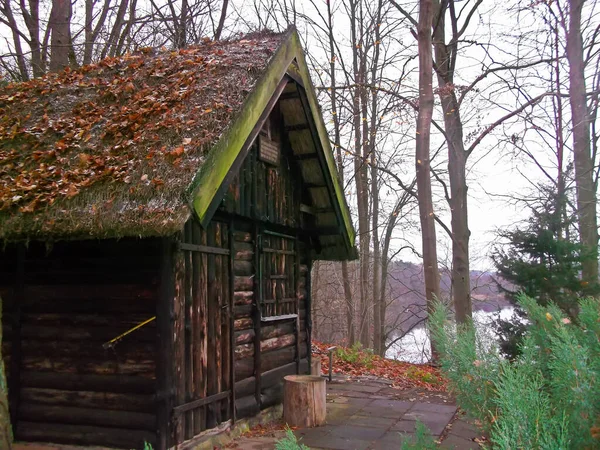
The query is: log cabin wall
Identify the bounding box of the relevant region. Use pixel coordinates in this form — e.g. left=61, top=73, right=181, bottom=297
left=218, top=105, right=312, bottom=422
left=0, top=238, right=161, bottom=449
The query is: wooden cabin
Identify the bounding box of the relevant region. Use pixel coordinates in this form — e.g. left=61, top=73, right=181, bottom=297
left=0, top=29, right=355, bottom=449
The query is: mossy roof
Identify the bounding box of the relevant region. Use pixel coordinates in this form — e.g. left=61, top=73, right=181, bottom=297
left=0, top=28, right=355, bottom=257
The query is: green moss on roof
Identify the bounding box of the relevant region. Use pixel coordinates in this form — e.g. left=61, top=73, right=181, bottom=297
left=0, top=31, right=285, bottom=241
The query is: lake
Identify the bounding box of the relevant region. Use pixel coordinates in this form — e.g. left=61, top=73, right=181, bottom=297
left=386, top=307, right=517, bottom=363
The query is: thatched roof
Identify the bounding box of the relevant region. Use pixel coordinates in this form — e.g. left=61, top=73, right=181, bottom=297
left=0, top=30, right=286, bottom=241
left=0, top=28, right=356, bottom=260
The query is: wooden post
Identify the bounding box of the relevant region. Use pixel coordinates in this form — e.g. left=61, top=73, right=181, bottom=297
left=228, top=219, right=236, bottom=423
left=183, top=223, right=194, bottom=440
left=252, top=222, right=262, bottom=409
left=283, top=375, right=326, bottom=428
left=157, top=238, right=175, bottom=450
left=294, top=236, right=300, bottom=375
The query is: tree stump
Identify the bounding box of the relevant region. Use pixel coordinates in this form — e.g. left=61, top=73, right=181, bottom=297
left=310, top=359, right=322, bottom=376
left=283, top=375, right=326, bottom=428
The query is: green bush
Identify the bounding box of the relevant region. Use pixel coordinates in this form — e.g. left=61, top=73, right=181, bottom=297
left=336, top=342, right=375, bottom=368
left=430, top=294, right=600, bottom=449
left=275, top=428, right=310, bottom=450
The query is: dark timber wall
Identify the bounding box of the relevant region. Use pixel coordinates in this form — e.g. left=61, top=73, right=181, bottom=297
left=0, top=239, right=161, bottom=449
left=217, top=106, right=312, bottom=427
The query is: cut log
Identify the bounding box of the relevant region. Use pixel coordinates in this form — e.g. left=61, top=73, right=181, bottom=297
left=283, top=375, right=326, bottom=428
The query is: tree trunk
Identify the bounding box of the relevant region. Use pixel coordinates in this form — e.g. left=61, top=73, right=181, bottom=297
left=350, top=0, right=370, bottom=348
left=48, top=0, right=72, bottom=72
left=0, top=296, right=12, bottom=449
left=327, top=0, right=355, bottom=345
left=432, top=0, right=472, bottom=323
left=566, top=0, right=598, bottom=286
left=214, top=0, right=229, bottom=40
left=370, top=0, right=384, bottom=354
left=416, top=0, right=441, bottom=359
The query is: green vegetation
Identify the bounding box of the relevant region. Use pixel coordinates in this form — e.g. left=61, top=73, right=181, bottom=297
left=492, top=184, right=599, bottom=358
left=336, top=342, right=375, bottom=368
left=405, top=366, right=442, bottom=386
left=400, top=421, right=437, bottom=450
left=430, top=294, right=600, bottom=449
left=274, top=428, right=310, bottom=450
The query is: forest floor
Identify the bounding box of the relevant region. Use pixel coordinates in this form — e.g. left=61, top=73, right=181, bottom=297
left=228, top=343, right=486, bottom=449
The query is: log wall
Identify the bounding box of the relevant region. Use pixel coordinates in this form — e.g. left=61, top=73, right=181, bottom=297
left=0, top=239, right=161, bottom=449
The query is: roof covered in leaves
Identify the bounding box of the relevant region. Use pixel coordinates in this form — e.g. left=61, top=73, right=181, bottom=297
left=0, top=30, right=287, bottom=241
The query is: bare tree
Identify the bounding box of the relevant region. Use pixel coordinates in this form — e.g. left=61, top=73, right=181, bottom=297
left=565, top=0, right=599, bottom=285
left=415, top=0, right=441, bottom=357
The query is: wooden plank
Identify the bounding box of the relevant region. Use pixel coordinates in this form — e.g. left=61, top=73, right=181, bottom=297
left=295, top=236, right=301, bottom=374
left=215, top=223, right=223, bottom=425
left=17, top=422, right=156, bottom=449
left=183, top=222, right=194, bottom=440
left=173, top=235, right=186, bottom=444
left=191, top=220, right=206, bottom=435
left=20, top=372, right=155, bottom=394
left=252, top=222, right=262, bottom=409
left=260, top=314, right=298, bottom=323
left=229, top=220, right=237, bottom=423
left=262, top=248, right=296, bottom=255
left=19, top=403, right=156, bottom=430
left=206, top=223, right=218, bottom=429
left=172, top=391, right=230, bottom=416
left=178, top=242, right=230, bottom=256
left=20, top=387, right=155, bottom=413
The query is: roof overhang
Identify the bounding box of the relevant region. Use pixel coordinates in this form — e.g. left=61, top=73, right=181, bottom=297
left=189, top=29, right=356, bottom=260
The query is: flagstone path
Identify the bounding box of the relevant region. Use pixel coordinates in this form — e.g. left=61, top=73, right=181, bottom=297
left=232, top=377, right=482, bottom=450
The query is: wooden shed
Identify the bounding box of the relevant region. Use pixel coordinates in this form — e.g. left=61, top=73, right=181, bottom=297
left=0, top=29, right=355, bottom=449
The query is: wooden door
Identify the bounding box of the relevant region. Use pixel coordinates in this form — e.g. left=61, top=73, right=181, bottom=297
left=171, top=219, right=234, bottom=446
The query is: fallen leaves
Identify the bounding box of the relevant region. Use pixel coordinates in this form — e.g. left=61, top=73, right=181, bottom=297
left=312, top=341, right=446, bottom=391
left=0, top=32, right=283, bottom=214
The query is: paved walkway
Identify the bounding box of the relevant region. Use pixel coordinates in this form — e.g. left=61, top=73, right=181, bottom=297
left=232, top=377, right=482, bottom=450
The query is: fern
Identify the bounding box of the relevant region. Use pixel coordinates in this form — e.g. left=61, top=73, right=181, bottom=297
left=400, top=421, right=437, bottom=450
left=274, top=428, right=310, bottom=450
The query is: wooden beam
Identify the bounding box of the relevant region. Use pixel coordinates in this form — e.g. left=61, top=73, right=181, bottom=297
left=178, top=242, right=230, bottom=256
left=260, top=314, right=298, bottom=323
left=285, top=124, right=309, bottom=131
left=172, top=391, right=230, bottom=416
left=285, top=70, right=305, bottom=89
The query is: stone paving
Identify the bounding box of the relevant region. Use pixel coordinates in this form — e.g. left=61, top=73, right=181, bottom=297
left=232, top=377, right=482, bottom=450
